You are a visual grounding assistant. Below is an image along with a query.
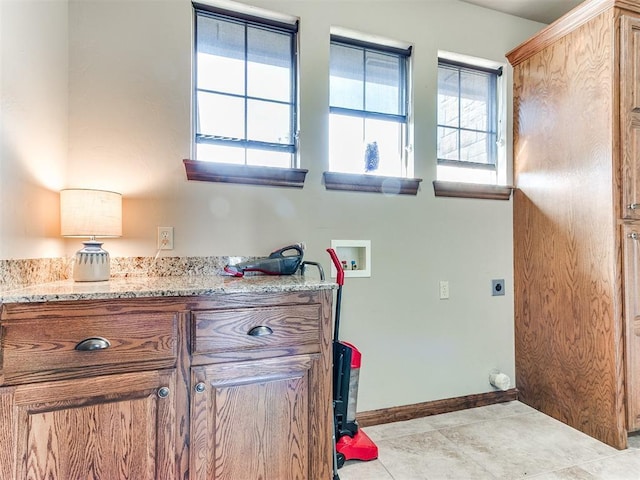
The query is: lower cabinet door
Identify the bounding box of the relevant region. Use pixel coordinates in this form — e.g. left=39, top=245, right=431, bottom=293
left=624, top=225, right=640, bottom=431
left=190, top=354, right=319, bottom=480
left=0, top=369, right=176, bottom=480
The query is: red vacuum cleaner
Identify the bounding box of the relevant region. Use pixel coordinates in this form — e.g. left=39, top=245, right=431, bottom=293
left=327, top=248, right=378, bottom=470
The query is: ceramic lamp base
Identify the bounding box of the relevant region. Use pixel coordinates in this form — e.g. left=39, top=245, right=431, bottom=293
left=73, top=240, right=110, bottom=282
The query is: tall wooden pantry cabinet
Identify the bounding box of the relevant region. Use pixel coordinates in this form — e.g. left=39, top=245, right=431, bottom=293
left=508, top=0, right=640, bottom=449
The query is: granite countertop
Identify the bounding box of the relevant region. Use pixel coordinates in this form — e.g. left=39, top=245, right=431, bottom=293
left=0, top=275, right=336, bottom=304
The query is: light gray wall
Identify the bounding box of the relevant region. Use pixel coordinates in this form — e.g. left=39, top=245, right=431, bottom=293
left=1, top=0, right=546, bottom=411
left=0, top=0, right=68, bottom=259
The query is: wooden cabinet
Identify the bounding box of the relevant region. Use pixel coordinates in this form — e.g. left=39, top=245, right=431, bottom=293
left=0, top=288, right=333, bottom=479
left=621, top=16, right=640, bottom=220
left=623, top=224, right=640, bottom=430
left=190, top=355, right=318, bottom=480
left=0, top=370, right=176, bottom=480
left=189, top=300, right=332, bottom=480
left=0, top=301, right=182, bottom=479
left=191, top=304, right=322, bottom=359
left=0, top=308, right=177, bottom=384
left=508, top=0, right=640, bottom=449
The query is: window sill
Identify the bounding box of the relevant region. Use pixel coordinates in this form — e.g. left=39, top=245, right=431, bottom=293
left=323, top=172, right=422, bottom=195
left=183, top=159, right=308, bottom=188
left=433, top=181, right=513, bottom=200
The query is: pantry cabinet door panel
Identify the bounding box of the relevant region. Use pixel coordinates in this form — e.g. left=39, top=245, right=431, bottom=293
left=624, top=225, right=640, bottom=430
left=620, top=16, right=640, bottom=219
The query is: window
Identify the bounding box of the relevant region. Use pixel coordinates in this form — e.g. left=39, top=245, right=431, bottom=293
left=436, top=56, right=505, bottom=188
left=187, top=4, right=305, bottom=187
left=328, top=35, right=415, bottom=191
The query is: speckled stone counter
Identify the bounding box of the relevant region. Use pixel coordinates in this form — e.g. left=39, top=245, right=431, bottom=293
left=0, top=275, right=336, bottom=304
left=0, top=256, right=252, bottom=290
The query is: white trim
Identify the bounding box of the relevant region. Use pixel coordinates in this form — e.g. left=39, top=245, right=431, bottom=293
left=437, top=49, right=503, bottom=71
left=195, top=0, right=298, bottom=25
left=331, top=25, right=412, bottom=51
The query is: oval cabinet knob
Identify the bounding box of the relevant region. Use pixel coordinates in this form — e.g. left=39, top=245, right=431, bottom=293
left=629, top=232, right=640, bottom=240
left=628, top=203, right=640, bottom=210
left=157, top=387, right=170, bottom=398
left=195, top=382, right=206, bottom=393
left=75, top=337, right=111, bottom=351
left=247, top=325, right=273, bottom=337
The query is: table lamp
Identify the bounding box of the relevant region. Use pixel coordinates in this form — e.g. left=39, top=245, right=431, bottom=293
left=60, top=188, right=122, bottom=282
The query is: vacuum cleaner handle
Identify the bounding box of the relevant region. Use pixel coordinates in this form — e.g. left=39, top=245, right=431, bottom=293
left=271, top=244, right=303, bottom=259
left=326, top=248, right=344, bottom=286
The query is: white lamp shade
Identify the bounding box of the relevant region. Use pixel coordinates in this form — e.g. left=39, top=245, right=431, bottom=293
left=60, top=189, right=122, bottom=237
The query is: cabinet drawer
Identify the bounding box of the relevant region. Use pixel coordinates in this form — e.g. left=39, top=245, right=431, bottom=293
left=1, top=312, right=177, bottom=382
left=192, top=304, right=321, bottom=356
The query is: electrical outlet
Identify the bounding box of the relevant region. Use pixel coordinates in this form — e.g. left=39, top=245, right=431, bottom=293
left=157, top=227, right=174, bottom=250
left=492, top=279, right=505, bottom=296
left=439, top=280, right=450, bottom=300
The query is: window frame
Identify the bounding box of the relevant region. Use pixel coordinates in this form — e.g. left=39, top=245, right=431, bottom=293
left=433, top=54, right=511, bottom=200
left=325, top=34, right=421, bottom=195
left=185, top=3, right=307, bottom=188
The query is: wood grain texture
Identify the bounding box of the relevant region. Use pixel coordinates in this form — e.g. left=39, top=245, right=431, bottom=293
left=508, top=1, right=640, bottom=67
left=192, top=304, right=321, bottom=355
left=621, top=16, right=640, bottom=220
left=507, top=0, right=615, bottom=66
left=309, top=289, right=333, bottom=480
left=190, top=356, right=314, bottom=480
left=189, top=289, right=333, bottom=480
left=623, top=225, right=640, bottom=429
left=511, top=7, right=628, bottom=448
left=0, top=387, right=16, bottom=480
left=1, top=289, right=334, bottom=479
left=1, top=296, right=188, bottom=318
left=175, top=311, right=191, bottom=480
left=13, top=370, right=176, bottom=480
left=2, top=312, right=177, bottom=383
left=187, top=290, right=328, bottom=311
left=620, top=16, right=640, bottom=433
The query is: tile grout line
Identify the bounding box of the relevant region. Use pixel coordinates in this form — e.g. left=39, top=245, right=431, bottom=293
left=348, top=403, right=640, bottom=480
left=430, top=424, right=502, bottom=480
left=527, top=447, right=640, bottom=479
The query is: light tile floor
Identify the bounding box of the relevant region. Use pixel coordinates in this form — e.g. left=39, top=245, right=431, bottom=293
left=337, top=401, right=640, bottom=480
